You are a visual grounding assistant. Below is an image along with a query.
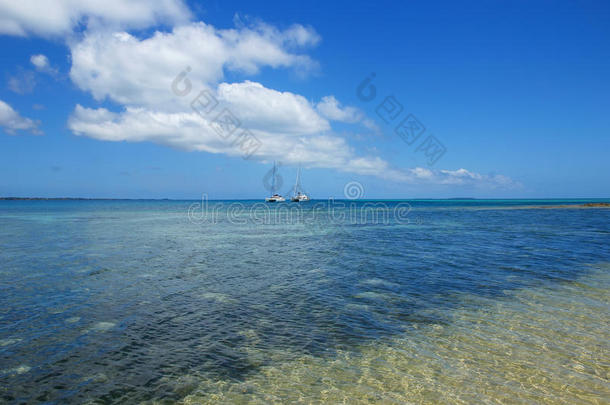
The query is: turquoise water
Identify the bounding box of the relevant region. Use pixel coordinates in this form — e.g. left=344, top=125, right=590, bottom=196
left=0, top=200, right=609, bottom=403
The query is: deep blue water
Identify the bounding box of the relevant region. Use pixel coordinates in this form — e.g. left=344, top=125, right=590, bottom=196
left=0, top=200, right=609, bottom=403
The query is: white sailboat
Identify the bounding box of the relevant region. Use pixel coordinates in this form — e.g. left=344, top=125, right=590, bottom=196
left=290, top=167, right=310, bottom=202
left=265, top=162, right=285, bottom=202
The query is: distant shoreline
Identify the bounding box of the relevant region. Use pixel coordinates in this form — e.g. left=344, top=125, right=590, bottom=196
left=1, top=197, right=609, bottom=209
left=469, top=202, right=610, bottom=209
left=0, top=197, right=173, bottom=201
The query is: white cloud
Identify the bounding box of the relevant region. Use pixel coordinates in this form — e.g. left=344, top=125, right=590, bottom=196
left=316, top=95, right=362, bottom=123
left=7, top=69, right=36, bottom=94
left=30, top=54, right=58, bottom=76
left=67, top=80, right=346, bottom=167
left=0, top=100, right=41, bottom=135
left=67, top=78, right=395, bottom=178
left=30, top=54, right=49, bottom=70
left=216, top=81, right=328, bottom=135
left=68, top=101, right=411, bottom=181
left=67, top=98, right=518, bottom=188
left=64, top=19, right=516, bottom=188
left=69, top=22, right=320, bottom=107
left=407, top=167, right=521, bottom=188
left=316, top=95, right=380, bottom=134
left=361, top=118, right=381, bottom=133
left=7, top=55, right=58, bottom=95
left=0, top=1, right=516, bottom=189
left=0, top=0, right=191, bottom=37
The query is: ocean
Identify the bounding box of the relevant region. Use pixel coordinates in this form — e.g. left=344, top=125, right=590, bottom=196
left=0, top=199, right=609, bottom=403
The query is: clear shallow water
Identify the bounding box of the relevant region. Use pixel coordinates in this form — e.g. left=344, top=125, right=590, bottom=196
left=0, top=200, right=609, bottom=403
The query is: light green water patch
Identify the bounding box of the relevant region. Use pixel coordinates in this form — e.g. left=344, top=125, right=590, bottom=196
left=354, top=291, right=402, bottom=302
left=359, top=278, right=401, bottom=289
left=47, top=306, right=69, bottom=314
left=197, top=292, right=238, bottom=305
left=180, top=265, right=610, bottom=404
left=463, top=204, right=610, bottom=211
left=1, top=365, right=31, bottom=377
left=81, top=373, right=109, bottom=384
left=84, top=321, right=116, bottom=333
left=0, top=338, right=22, bottom=347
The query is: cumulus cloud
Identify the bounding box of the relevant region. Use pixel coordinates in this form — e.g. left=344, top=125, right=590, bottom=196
left=0, top=0, right=517, bottom=188
left=67, top=101, right=519, bottom=189
left=0, top=100, right=41, bottom=135
left=69, top=22, right=320, bottom=107
left=64, top=19, right=516, bottom=188
left=30, top=54, right=49, bottom=70
left=0, top=0, right=191, bottom=37
left=7, top=55, right=58, bottom=95
left=30, top=54, right=58, bottom=76
left=216, top=81, right=328, bottom=135
left=67, top=81, right=358, bottom=170
left=68, top=80, right=393, bottom=178
left=316, top=95, right=362, bottom=123
left=316, top=95, right=380, bottom=134
left=68, top=101, right=418, bottom=181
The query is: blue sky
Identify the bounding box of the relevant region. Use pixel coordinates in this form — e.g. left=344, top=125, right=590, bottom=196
left=0, top=0, right=608, bottom=199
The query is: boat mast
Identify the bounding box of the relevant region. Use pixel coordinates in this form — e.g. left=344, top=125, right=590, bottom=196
left=294, top=166, right=301, bottom=195
left=271, top=161, right=277, bottom=194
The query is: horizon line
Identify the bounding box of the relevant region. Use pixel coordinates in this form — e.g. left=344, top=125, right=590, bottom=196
left=2, top=197, right=610, bottom=201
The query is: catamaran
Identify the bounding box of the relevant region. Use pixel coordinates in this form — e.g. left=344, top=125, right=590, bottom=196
left=265, top=162, right=286, bottom=202
left=290, top=166, right=310, bottom=202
